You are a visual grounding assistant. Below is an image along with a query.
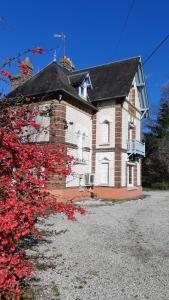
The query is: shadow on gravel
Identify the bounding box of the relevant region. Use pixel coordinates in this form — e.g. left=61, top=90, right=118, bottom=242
left=17, top=235, right=52, bottom=252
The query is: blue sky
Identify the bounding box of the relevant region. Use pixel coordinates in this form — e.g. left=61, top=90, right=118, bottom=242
left=1, top=0, right=169, bottom=114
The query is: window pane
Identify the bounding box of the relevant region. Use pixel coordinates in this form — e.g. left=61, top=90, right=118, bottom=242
left=77, top=132, right=83, bottom=160
left=128, top=165, right=133, bottom=186
left=101, top=162, right=109, bottom=184
left=101, top=122, right=109, bottom=144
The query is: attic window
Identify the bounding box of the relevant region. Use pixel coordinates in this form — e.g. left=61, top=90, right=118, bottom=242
left=79, top=84, right=87, bottom=99
left=78, top=74, right=92, bottom=100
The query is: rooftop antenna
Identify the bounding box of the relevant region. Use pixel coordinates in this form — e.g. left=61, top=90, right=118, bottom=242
left=53, top=33, right=66, bottom=61
left=53, top=49, right=57, bottom=62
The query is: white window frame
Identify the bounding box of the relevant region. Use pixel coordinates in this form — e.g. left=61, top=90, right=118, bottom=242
left=76, top=131, right=86, bottom=162
left=100, top=120, right=110, bottom=145
left=100, top=158, right=109, bottom=185
left=127, top=163, right=134, bottom=187
left=77, top=130, right=83, bottom=161
left=78, top=74, right=92, bottom=100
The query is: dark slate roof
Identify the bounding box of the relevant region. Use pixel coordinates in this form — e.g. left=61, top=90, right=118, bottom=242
left=8, top=62, right=97, bottom=111
left=69, top=72, right=88, bottom=87
left=70, top=57, right=140, bottom=101
left=8, top=57, right=141, bottom=107
left=9, top=62, right=75, bottom=97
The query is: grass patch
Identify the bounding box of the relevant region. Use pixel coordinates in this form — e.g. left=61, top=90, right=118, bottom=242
left=143, top=182, right=169, bottom=191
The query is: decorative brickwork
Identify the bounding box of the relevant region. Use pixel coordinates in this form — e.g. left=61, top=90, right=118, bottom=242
left=115, top=99, right=122, bottom=187
left=48, top=100, right=66, bottom=190
left=50, top=100, right=66, bottom=144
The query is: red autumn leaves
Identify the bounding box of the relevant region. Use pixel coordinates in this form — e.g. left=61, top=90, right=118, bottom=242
left=0, top=104, right=85, bottom=299
left=0, top=47, right=45, bottom=79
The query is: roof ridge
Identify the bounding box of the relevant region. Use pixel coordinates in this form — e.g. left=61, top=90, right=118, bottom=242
left=73, top=56, right=141, bottom=73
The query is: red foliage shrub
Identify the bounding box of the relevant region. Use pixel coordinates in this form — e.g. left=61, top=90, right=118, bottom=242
left=0, top=104, right=85, bottom=299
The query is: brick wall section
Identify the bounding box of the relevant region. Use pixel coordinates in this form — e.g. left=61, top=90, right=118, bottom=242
left=115, top=99, right=122, bottom=187
left=92, top=113, right=96, bottom=173
left=48, top=100, right=66, bottom=190
left=50, top=100, right=66, bottom=144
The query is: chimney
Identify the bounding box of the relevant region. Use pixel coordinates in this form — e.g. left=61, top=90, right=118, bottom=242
left=60, top=55, right=75, bottom=72
left=10, top=57, right=33, bottom=90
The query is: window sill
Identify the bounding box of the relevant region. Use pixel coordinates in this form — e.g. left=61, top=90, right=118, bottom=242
left=75, top=160, right=87, bottom=165
left=99, top=143, right=111, bottom=146
left=127, top=186, right=138, bottom=191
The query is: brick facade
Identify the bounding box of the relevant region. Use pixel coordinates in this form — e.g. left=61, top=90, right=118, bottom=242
left=47, top=100, right=67, bottom=190
left=91, top=113, right=96, bottom=173
left=114, top=99, right=122, bottom=187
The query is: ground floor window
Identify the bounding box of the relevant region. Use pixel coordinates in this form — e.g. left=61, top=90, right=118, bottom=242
left=100, top=159, right=109, bottom=185
left=127, top=164, right=134, bottom=187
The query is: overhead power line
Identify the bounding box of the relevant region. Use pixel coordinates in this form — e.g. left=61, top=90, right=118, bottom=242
left=143, top=34, right=169, bottom=66
left=114, top=0, right=136, bottom=53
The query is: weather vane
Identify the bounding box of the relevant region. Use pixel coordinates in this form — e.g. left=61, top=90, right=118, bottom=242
left=53, top=33, right=66, bottom=61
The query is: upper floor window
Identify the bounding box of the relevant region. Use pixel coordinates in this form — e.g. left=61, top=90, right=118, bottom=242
left=77, top=131, right=86, bottom=162
left=100, top=120, right=110, bottom=145
left=79, top=84, right=87, bottom=99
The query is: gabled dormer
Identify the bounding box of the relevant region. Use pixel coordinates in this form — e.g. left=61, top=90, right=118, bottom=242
left=69, top=72, right=92, bottom=101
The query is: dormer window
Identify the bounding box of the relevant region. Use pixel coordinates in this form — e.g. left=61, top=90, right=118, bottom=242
left=79, top=82, right=87, bottom=99
left=69, top=72, right=92, bottom=101
left=78, top=74, right=92, bottom=100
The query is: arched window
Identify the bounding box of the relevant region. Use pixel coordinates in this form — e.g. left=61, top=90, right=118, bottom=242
left=100, top=158, right=109, bottom=185
left=101, top=120, right=110, bottom=144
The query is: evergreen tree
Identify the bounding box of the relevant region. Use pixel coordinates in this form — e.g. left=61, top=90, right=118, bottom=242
left=143, top=86, right=169, bottom=187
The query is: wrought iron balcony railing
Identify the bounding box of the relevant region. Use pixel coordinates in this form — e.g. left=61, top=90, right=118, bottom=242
left=127, top=140, right=145, bottom=157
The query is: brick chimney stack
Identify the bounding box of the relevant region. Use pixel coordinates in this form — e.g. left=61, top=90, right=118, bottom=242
left=60, top=55, right=75, bottom=72
left=10, top=57, right=33, bottom=90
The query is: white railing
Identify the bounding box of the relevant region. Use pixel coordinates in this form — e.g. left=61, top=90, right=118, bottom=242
left=127, top=140, right=145, bottom=157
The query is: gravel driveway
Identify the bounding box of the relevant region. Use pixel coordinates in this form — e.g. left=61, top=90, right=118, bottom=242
left=27, top=191, right=169, bottom=300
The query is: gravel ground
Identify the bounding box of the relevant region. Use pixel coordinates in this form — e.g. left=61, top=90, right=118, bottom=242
left=27, top=191, right=169, bottom=300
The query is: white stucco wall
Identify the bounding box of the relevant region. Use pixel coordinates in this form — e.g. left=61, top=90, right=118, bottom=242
left=65, top=104, right=92, bottom=188
left=95, top=152, right=114, bottom=186
left=96, top=100, right=115, bottom=148
left=28, top=103, right=50, bottom=142
left=121, top=152, right=128, bottom=187
left=65, top=104, right=92, bottom=148
left=135, top=118, right=141, bottom=141
left=66, top=148, right=91, bottom=187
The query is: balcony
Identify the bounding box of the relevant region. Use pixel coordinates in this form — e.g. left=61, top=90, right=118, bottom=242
left=127, top=140, right=145, bottom=157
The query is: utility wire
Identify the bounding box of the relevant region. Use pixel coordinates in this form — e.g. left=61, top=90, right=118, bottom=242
left=112, top=33, right=169, bottom=102
left=143, top=34, right=169, bottom=66
left=114, top=0, right=136, bottom=54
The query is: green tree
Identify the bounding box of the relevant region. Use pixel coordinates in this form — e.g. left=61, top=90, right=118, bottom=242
left=143, top=86, right=169, bottom=187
